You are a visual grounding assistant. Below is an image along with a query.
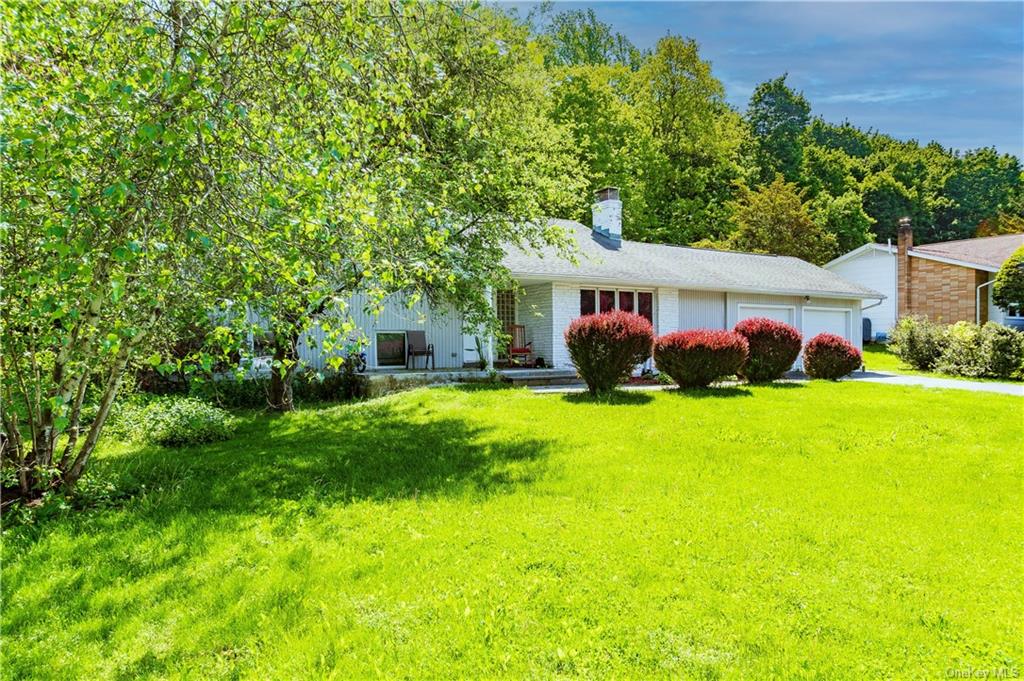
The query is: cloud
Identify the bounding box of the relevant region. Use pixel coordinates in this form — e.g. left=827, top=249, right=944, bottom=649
left=819, top=87, right=950, bottom=105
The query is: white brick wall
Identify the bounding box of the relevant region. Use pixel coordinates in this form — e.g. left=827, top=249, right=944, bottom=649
left=551, top=283, right=578, bottom=368
left=656, top=287, right=679, bottom=335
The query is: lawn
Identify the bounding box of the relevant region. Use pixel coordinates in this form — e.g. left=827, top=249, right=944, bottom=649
left=3, top=382, right=1022, bottom=679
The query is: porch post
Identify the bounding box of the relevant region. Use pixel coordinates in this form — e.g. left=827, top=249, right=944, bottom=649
left=485, top=286, right=495, bottom=370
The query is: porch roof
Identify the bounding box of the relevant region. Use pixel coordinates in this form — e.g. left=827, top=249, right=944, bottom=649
left=503, top=220, right=885, bottom=300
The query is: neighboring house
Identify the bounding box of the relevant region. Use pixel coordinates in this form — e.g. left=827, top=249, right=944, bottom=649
left=296, top=188, right=884, bottom=371
left=825, top=220, right=1024, bottom=338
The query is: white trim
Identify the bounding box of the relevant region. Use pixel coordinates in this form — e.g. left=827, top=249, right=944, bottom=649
left=736, top=303, right=797, bottom=322
left=802, top=305, right=853, bottom=340
left=908, top=250, right=1000, bottom=273
left=824, top=243, right=894, bottom=269
left=513, top=274, right=883, bottom=301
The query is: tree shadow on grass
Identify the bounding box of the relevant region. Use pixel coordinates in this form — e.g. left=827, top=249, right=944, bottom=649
left=755, top=381, right=806, bottom=390
left=667, top=386, right=752, bottom=399
left=561, top=390, right=654, bottom=406
left=96, top=398, right=552, bottom=518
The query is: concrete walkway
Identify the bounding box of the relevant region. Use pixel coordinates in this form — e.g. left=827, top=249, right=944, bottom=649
left=841, top=371, right=1024, bottom=396
left=528, top=372, right=1023, bottom=396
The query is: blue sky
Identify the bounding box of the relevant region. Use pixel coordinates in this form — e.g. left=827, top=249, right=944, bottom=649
left=503, top=1, right=1023, bottom=158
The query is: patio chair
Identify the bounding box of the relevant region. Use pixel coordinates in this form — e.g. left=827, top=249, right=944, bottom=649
left=506, top=324, right=534, bottom=367
left=405, top=330, right=434, bottom=370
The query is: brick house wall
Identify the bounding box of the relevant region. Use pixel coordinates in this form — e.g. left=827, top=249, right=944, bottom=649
left=897, top=218, right=987, bottom=324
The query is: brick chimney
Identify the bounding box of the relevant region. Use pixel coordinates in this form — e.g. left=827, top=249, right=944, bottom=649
left=591, top=187, right=622, bottom=243
left=897, top=217, right=912, bottom=318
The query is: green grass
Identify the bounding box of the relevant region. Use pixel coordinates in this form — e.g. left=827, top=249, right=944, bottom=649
left=861, top=343, right=1019, bottom=383
left=3, top=383, right=1022, bottom=679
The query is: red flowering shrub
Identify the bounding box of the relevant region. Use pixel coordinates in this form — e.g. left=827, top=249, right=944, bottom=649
left=803, top=333, right=862, bottom=380
left=733, top=317, right=802, bottom=383
left=564, top=311, right=654, bottom=394
left=654, top=330, right=749, bottom=388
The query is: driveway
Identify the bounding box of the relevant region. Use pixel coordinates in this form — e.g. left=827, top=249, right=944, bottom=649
left=841, top=371, right=1024, bottom=397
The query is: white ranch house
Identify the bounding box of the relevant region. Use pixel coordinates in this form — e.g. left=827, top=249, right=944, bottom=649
left=295, top=188, right=885, bottom=372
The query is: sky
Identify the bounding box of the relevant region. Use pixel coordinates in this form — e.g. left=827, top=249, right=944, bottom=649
left=503, top=1, right=1024, bottom=159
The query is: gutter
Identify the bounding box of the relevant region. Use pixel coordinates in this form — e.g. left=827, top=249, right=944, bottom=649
left=511, top=272, right=885, bottom=302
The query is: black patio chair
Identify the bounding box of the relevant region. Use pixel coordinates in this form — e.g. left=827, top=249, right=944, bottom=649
left=405, top=330, right=435, bottom=370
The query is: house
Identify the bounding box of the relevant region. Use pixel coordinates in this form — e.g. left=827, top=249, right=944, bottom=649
left=824, top=219, right=1024, bottom=339
left=298, top=188, right=884, bottom=371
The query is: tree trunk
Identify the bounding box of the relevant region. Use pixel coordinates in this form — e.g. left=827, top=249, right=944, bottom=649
left=63, top=344, right=133, bottom=490
left=267, top=332, right=300, bottom=412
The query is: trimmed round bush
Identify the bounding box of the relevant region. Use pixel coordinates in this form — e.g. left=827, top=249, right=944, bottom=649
left=803, top=333, right=862, bottom=380
left=564, top=310, right=653, bottom=394
left=733, top=317, right=802, bottom=383
left=654, top=329, right=748, bottom=388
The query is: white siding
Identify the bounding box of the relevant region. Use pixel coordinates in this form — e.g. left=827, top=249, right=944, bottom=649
left=679, top=289, right=727, bottom=330
left=726, top=292, right=863, bottom=349
left=825, top=247, right=897, bottom=335
left=520, top=283, right=554, bottom=365
left=299, top=293, right=464, bottom=370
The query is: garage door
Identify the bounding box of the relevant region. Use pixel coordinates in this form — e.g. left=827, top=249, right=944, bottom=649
left=737, top=304, right=795, bottom=325
left=802, top=307, right=852, bottom=341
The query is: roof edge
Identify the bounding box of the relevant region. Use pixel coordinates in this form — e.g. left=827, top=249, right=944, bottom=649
left=511, top=271, right=885, bottom=301
left=908, top=249, right=1000, bottom=273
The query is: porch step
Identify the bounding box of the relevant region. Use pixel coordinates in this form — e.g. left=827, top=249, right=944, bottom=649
left=499, top=368, right=580, bottom=387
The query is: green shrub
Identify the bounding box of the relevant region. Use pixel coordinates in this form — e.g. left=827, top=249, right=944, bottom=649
left=936, top=322, right=987, bottom=377
left=980, top=322, right=1024, bottom=379
left=113, top=396, right=236, bottom=447
left=890, top=316, right=946, bottom=370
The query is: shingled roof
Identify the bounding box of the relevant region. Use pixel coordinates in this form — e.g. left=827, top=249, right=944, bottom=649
left=503, top=220, right=885, bottom=300
left=910, top=233, right=1024, bottom=271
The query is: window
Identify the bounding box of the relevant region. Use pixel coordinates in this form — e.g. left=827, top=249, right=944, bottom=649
left=496, top=289, right=517, bottom=359
left=638, top=292, right=653, bottom=323
left=580, top=289, right=596, bottom=316
left=1006, top=304, right=1023, bottom=319
left=579, top=288, right=654, bottom=323
left=376, top=332, right=406, bottom=367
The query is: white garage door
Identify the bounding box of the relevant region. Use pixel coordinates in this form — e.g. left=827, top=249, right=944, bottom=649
left=737, top=304, right=795, bottom=325
left=803, top=307, right=852, bottom=341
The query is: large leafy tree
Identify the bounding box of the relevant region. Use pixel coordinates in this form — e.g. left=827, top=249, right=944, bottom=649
left=724, top=177, right=837, bottom=264
left=631, top=36, right=747, bottom=244
left=746, top=75, right=811, bottom=184
left=1, top=0, right=581, bottom=494
left=534, top=6, right=643, bottom=68
left=810, top=191, right=874, bottom=254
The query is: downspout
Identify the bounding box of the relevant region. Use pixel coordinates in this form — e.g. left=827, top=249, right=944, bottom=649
left=861, top=298, right=884, bottom=346
left=976, top=279, right=994, bottom=325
